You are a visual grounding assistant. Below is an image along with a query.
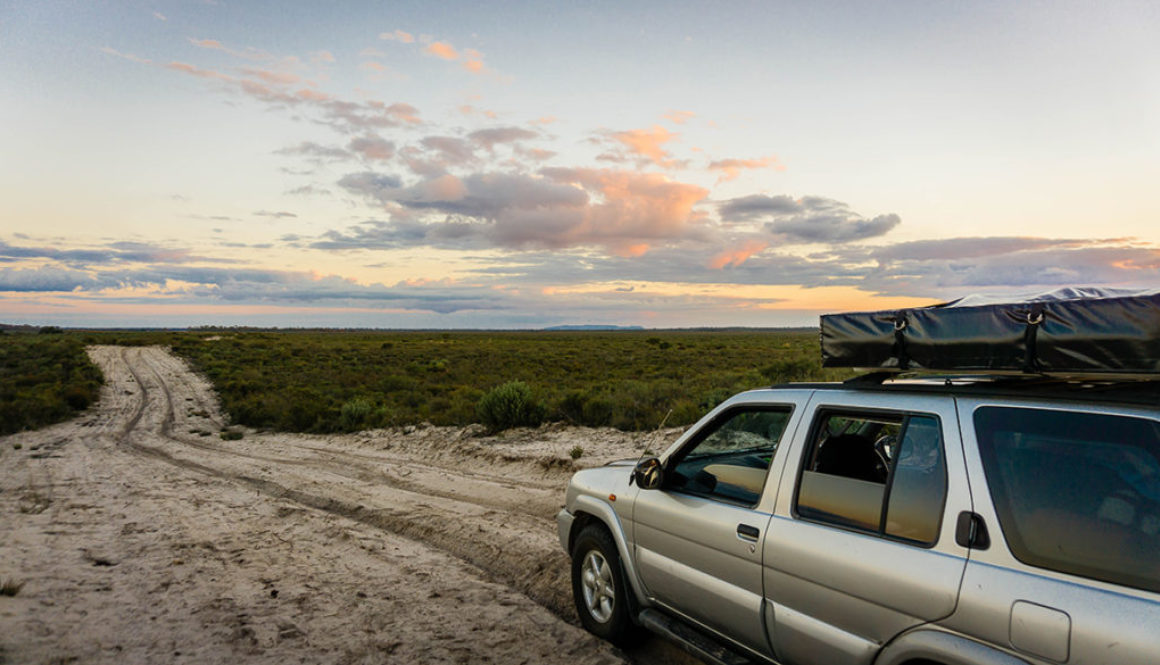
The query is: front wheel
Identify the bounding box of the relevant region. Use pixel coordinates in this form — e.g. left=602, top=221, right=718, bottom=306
left=571, top=525, right=637, bottom=645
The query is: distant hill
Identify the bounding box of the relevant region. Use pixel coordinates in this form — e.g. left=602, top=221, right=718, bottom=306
left=542, top=324, right=646, bottom=331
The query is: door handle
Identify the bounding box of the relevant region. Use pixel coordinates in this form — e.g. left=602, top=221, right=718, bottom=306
left=736, top=523, right=760, bottom=541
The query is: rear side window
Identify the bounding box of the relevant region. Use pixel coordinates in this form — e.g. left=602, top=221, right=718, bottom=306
left=975, top=406, right=1160, bottom=594
left=796, top=411, right=947, bottom=545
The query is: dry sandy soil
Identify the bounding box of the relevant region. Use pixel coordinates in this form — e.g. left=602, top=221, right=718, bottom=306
left=0, top=346, right=693, bottom=665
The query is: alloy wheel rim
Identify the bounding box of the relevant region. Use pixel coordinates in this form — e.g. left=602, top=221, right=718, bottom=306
left=581, top=550, right=615, bottom=623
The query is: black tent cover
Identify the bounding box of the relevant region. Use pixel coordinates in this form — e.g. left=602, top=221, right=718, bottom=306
left=820, top=287, right=1160, bottom=375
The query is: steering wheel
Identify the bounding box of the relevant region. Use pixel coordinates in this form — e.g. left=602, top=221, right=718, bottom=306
left=872, top=434, right=895, bottom=477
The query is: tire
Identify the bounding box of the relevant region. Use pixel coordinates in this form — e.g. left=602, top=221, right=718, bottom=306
left=571, top=524, right=637, bottom=646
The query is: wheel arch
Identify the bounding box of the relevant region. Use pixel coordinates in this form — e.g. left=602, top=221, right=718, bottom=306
left=567, top=495, right=651, bottom=609
left=874, top=628, right=1032, bottom=665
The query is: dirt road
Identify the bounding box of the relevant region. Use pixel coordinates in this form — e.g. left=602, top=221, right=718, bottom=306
left=0, top=346, right=688, bottom=664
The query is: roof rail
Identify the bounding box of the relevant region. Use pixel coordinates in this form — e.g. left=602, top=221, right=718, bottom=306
left=843, top=371, right=897, bottom=386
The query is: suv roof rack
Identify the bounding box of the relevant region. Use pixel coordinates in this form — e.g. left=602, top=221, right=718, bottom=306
left=828, top=371, right=1160, bottom=407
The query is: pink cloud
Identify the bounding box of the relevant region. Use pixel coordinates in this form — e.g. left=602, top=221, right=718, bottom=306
left=187, top=37, right=278, bottom=63
left=708, top=155, right=786, bottom=182
left=540, top=168, right=710, bottom=254
left=707, top=239, right=769, bottom=269
left=380, top=29, right=415, bottom=43
left=424, top=41, right=459, bottom=60
left=663, top=110, right=695, bottom=125
left=462, top=48, right=485, bottom=73
left=165, top=61, right=233, bottom=81
left=241, top=67, right=301, bottom=85
left=605, top=125, right=682, bottom=169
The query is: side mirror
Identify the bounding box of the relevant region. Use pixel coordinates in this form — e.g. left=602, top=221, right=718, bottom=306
left=632, top=456, right=664, bottom=490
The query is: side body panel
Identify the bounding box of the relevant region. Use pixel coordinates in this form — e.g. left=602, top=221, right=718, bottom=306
left=948, top=397, right=1160, bottom=665
left=764, top=390, right=972, bottom=665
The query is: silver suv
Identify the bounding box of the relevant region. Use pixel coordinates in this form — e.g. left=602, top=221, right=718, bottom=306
left=557, top=377, right=1160, bottom=665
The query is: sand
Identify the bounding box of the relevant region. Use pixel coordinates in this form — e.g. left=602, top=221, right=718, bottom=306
left=0, top=346, right=692, bottom=665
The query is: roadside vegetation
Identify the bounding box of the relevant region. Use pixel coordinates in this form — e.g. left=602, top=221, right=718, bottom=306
left=7, top=329, right=852, bottom=435
left=155, top=329, right=850, bottom=433
left=0, top=330, right=104, bottom=435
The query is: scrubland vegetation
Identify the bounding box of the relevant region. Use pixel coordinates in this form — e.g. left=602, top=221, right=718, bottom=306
left=159, top=329, right=849, bottom=433
left=0, top=330, right=104, bottom=435
left=6, top=329, right=852, bottom=434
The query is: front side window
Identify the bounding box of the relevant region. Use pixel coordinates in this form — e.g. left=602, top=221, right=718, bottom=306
left=975, top=406, right=1160, bottom=593
left=796, top=411, right=947, bottom=545
left=666, top=407, right=792, bottom=506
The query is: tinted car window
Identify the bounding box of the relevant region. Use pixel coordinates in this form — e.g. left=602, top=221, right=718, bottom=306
left=975, top=406, right=1160, bottom=593
left=667, top=408, right=791, bottom=506
left=797, top=411, right=947, bottom=545
left=885, top=417, right=947, bottom=543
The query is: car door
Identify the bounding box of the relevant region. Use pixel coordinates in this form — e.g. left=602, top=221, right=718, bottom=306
left=632, top=396, right=804, bottom=659
left=764, top=391, right=971, bottom=665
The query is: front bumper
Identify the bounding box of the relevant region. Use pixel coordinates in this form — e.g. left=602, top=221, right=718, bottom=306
left=556, top=507, right=575, bottom=555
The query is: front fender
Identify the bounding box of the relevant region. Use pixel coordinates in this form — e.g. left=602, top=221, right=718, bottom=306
left=564, top=494, right=651, bottom=609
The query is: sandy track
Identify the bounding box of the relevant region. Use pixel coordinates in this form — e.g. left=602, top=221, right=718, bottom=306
left=0, top=346, right=688, bottom=665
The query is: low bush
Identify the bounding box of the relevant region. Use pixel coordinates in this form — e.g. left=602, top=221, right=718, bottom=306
left=477, top=381, right=545, bottom=432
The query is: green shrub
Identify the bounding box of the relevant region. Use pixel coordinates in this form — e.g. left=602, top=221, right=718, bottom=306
left=339, top=397, right=375, bottom=432
left=569, top=445, right=584, bottom=460
left=477, top=381, right=545, bottom=432
left=220, top=429, right=244, bottom=441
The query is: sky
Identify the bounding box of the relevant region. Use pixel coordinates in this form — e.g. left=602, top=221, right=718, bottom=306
left=1, top=0, right=1158, bottom=328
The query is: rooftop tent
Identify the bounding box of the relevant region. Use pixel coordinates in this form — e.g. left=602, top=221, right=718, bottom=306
left=820, top=287, right=1160, bottom=376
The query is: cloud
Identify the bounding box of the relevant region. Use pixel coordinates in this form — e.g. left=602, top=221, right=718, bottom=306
left=0, top=266, right=103, bottom=292
left=334, top=167, right=709, bottom=255
left=164, top=59, right=422, bottom=133
left=276, top=141, right=351, bottom=161
left=286, top=185, right=331, bottom=196
left=380, top=29, right=415, bottom=43
left=462, top=48, right=485, bottom=73
left=347, top=136, right=396, bottom=161
left=424, top=41, right=458, bottom=60
left=772, top=212, right=900, bottom=244
left=0, top=239, right=227, bottom=267
left=717, top=194, right=800, bottom=220
left=253, top=210, right=298, bottom=218
left=854, top=239, right=1160, bottom=297
left=100, top=47, right=151, bottom=64
left=717, top=194, right=900, bottom=244
left=153, top=11, right=167, bottom=21
left=318, top=99, right=421, bottom=133
left=708, top=155, right=786, bottom=182
left=663, top=110, right=695, bottom=125
left=707, top=240, right=769, bottom=269
left=467, top=127, right=539, bottom=151
left=187, top=38, right=269, bottom=61
left=601, top=125, right=681, bottom=168
left=458, top=104, right=498, bottom=119
left=871, top=237, right=1096, bottom=261
left=240, top=67, right=301, bottom=86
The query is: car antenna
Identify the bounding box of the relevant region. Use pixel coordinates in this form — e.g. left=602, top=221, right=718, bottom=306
left=642, top=408, right=673, bottom=459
